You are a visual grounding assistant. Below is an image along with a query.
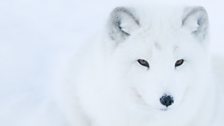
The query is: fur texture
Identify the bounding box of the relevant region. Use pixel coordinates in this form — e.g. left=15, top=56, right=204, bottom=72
left=59, top=5, right=224, bottom=126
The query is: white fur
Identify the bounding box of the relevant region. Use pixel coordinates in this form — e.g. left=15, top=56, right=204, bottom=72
left=58, top=5, right=224, bottom=126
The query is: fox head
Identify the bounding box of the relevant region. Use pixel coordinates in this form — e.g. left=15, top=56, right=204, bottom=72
left=105, top=6, right=212, bottom=120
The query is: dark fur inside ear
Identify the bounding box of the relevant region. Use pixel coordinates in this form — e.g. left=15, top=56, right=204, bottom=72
left=182, top=7, right=209, bottom=41
left=108, top=7, right=140, bottom=42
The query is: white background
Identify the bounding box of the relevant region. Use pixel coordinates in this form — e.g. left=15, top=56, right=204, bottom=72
left=0, top=0, right=223, bottom=123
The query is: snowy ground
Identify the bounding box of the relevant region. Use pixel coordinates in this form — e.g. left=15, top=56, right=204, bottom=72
left=0, top=0, right=223, bottom=125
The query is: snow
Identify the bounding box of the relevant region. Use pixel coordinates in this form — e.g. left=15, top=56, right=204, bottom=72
left=0, top=0, right=223, bottom=125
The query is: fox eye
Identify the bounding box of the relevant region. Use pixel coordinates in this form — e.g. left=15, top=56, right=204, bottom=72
left=137, top=59, right=149, bottom=69
left=175, top=59, right=184, bottom=68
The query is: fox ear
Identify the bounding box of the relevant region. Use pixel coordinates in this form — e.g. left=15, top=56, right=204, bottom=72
left=182, top=7, right=209, bottom=41
left=107, top=7, right=140, bottom=43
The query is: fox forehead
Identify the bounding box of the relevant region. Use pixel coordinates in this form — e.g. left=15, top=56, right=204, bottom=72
left=126, top=28, right=183, bottom=53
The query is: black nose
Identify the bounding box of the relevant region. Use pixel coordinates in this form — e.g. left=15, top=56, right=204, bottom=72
left=160, top=95, right=174, bottom=107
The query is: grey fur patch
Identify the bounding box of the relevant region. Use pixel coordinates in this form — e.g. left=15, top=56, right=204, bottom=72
left=108, top=7, right=140, bottom=42
left=182, top=7, right=208, bottom=40
left=154, top=42, right=162, bottom=50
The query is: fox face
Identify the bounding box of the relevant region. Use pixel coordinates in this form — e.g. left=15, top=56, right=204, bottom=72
left=106, top=6, right=210, bottom=113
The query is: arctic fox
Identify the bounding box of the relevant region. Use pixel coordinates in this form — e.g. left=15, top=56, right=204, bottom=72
left=59, top=5, right=224, bottom=126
